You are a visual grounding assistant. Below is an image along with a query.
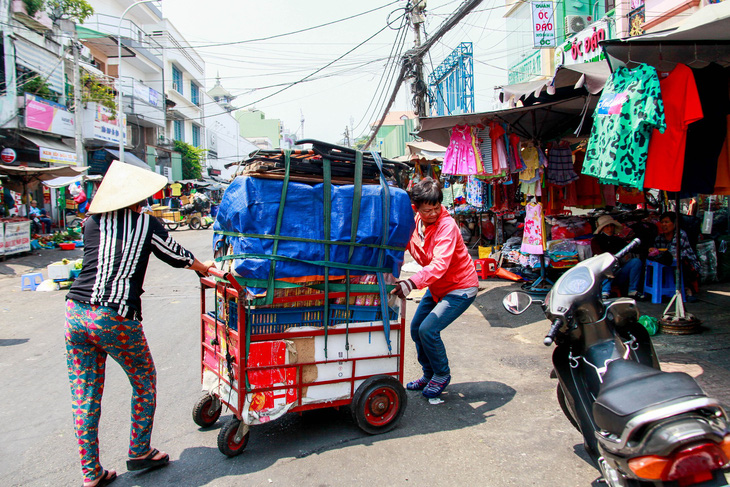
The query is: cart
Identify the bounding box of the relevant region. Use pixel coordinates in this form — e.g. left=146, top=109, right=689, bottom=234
left=149, top=205, right=211, bottom=231
left=194, top=268, right=408, bottom=457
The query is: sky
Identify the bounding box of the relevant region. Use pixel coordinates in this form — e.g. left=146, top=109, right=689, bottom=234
left=161, top=0, right=516, bottom=144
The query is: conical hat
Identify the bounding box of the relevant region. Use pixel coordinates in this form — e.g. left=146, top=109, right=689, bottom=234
left=88, top=160, right=168, bottom=214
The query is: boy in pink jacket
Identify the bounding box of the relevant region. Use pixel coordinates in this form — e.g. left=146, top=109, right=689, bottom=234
left=391, top=178, right=479, bottom=398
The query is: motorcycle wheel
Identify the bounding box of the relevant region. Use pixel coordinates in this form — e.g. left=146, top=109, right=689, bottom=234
left=557, top=384, right=580, bottom=432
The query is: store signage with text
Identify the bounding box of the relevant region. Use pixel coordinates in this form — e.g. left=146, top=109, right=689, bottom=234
left=531, top=2, right=556, bottom=48
left=508, top=50, right=544, bottom=85
left=92, top=104, right=127, bottom=145
left=133, top=80, right=163, bottom=109
left=39, top=146, right=77, bottom=165
left=554, top=20, right=612, bottom=66
left=24, top=94, right=75, bottom=138
left=1, top=148, right=16, bottom=163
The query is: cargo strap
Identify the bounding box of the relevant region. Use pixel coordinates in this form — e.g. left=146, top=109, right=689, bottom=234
left=212, top=231, right=406, bottom=252
left=370, top=150, right=392, bottom=352
left=344, top=151, right=364, bottom=352
left=263, top=149, right=292, bottom=306
left=322, top=156, right=332, bottom=358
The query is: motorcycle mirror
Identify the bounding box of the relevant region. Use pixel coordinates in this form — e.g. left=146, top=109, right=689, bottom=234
left=502, top=292, right=532, bottom=315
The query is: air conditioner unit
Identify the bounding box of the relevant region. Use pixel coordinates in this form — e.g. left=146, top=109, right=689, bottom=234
left=565, top=15, right=592, bottom=35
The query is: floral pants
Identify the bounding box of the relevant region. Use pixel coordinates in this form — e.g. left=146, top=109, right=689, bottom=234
left=65, top=300, right=157, bottom=483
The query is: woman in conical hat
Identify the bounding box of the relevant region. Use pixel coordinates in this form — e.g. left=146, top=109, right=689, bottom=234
left=64, top=161, right=214, bottom=487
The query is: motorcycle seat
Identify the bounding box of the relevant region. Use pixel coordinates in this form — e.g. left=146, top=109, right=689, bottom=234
left=593, top=360, right=705, bottom=435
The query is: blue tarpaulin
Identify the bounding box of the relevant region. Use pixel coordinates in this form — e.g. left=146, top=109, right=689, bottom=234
left=213, top=176, right=414, bottom=281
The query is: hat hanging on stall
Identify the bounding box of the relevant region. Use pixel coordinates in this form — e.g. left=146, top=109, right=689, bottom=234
left=594, top=215, right=623, bottom=234
left=88, top=161, right=167, bottom=214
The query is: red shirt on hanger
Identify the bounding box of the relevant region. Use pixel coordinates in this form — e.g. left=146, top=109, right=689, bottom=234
left=644, top=63, right=703, bottom=191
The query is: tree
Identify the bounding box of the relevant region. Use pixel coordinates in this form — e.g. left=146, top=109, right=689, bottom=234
left=47, top=0, right=93, bottom=24
left=22, top=0, right=45, bottom=18
left=174, top=140, right=206, bottom=180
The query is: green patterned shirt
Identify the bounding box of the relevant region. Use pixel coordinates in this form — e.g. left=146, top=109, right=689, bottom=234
left=583, top=64, right=666, bottom=189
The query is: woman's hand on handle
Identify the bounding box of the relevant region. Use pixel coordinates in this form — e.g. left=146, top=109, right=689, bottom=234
left=189, top=258, right=216, bottom=277
left=390, top=279, right=416, bottom=299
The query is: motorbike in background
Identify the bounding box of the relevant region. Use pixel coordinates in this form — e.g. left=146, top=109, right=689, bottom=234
left=503, top=239, right=730, bottom=486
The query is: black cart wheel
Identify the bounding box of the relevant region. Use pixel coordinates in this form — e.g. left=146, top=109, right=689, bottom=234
left=557, top=384, right=580, bottom=432
left=202, top=222, right=212, bottom=229
left=351, top=376, right=407, bottom=435
left=190, top=217, right=201, bottom=230
left=192, top=394, right=222, bottom=428
left=165, top=222, right=179, bottom=231
left=217, top=418, right=249, bottom=457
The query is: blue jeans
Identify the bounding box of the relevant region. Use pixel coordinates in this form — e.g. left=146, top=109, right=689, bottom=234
left=410, top=289, right=476, bottom=377
left=602, top=258, right=643, bottom=294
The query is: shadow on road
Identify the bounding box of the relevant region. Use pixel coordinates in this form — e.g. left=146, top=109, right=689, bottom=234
left=474, top=284, right=546, bottom=329
left=0, top=338, right=29, bottom=346
left=170, top=380, right=516, bottom=485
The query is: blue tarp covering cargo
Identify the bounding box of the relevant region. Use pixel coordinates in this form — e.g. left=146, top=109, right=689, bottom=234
left=212, top=176, right=414, bottom=282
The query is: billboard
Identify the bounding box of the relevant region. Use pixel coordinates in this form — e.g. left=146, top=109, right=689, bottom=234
left=24, top=94, right=75, bottom=137
left=531, top=2, right=557, bottom=48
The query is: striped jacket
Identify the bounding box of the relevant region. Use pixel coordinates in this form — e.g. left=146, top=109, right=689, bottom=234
left=67, top=209, right=195, bottom=320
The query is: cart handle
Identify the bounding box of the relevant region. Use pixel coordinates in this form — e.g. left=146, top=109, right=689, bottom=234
left=204, top=267, right=243, bottom=292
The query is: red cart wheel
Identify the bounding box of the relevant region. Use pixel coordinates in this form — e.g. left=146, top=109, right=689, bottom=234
left=192, top=394, right=222, bottom=428
left=217, top=418, right=249, bottom=457
left=351, top=376, right=407, bottom=435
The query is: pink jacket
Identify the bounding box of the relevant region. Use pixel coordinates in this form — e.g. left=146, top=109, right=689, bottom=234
left=407, top=206, right=479, bottom=301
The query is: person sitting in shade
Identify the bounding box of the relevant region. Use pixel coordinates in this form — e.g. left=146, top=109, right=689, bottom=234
left=29, top=199, right=52, bottom=233
left=591, top=215, right=644, bottom=300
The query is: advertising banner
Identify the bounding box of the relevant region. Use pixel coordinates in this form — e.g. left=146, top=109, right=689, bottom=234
left=133, top=80, right=163, bottom=108
left=24, top=94, right=75, bottom=138
left=93, top=104, right=127, bottom=145
left=531, top=2, right=557, bottom=48
left=554, top=20, right=611, bottom=66
left=39, top=146, right=77, bottom=165
left=4, top=221, right=31, bottom=255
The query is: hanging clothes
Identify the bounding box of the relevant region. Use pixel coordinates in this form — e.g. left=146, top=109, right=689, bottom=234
left=714, top=113, right=730, bottom=194
left=601, top=184, right=617, bottom=206
left=521, top=202, right=545, bottom=255
left=583, top=63, right=666, bottom=189
left=489, top=121, right=508, bottom=177
left=547, top=141, right=579, bottom=185
left=644, top=63, right=703, bottom=192
left=616, top=186, right=645, bottom=205
left=573, top=149, right=602, bottom=207
left=466, top=175, right=484, bottom=208
left=681, top=63, right=730, bottom=194
left=443, top=125, right=481, bottom=175
left=519, top=143, right=540, bottom=182
left=476, top=126, right=493, bottom=175
left=508, top=134, right=525, bottom=173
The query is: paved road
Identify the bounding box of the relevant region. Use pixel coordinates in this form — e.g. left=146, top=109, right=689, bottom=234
left=1, top=228, right=727, bottom=486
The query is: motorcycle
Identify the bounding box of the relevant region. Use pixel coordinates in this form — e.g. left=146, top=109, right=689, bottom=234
left=503, top=238, right=730, bottom=486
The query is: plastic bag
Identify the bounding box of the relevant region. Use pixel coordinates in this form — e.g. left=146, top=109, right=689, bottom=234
left=696, top=240, right=718, bottom=283
left=73, top=190, right=87, bottom=204
left=638, top=315, right=659, bottom=336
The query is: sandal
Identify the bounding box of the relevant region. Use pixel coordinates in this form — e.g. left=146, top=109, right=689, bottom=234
left=83, top=470, right=117, bottom=487
left=406, top=376, right=431, bottom=391
left=422, top=375, right=451, bottom=398
left=126, top=448, right=170, bottom=471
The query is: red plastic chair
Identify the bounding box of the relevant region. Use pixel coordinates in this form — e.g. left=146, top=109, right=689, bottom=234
left=474, top=258, right=497, bottom=279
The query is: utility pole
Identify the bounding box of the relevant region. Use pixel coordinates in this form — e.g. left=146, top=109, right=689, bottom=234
left=364, top=0, right=483, bottom=149
left=59, top=19, right=84, bottom=167
left=343, top=126, right=350, bottom=147
left=410, top=0, right=427, bottom=120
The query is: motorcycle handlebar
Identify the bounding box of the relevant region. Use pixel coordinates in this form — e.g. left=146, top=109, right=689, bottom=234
left=544, top=319, right=562, bottom=346
left=614, top=238, right=641, bottom=261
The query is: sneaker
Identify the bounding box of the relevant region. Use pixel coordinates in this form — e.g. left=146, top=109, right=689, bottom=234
left=628, top=291, right=647, bottom=301
left=406, top=376, right=431, bottom=391
left=422, top=374, right=451, bottom=398
left=601, top=292, right=610, bottom=300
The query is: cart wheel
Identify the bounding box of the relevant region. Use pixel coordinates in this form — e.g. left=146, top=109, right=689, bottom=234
left=165, top=222, right=179, bottom=231
left=190, top=217, right=201, bottom=230
left=217, top=418, right=249, bottom=457
left=351, top=376, right=407, bottom=435
left=192, top=394, right=222, bottom=428
left=202, top=222, right=212, bottom=229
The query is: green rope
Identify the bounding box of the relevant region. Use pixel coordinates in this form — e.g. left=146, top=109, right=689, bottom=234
left=216, top=253, right=391, bottom=274
left=345, top=151, right=364, bottom=352
left=212, top=231, right=405, bottom=252
left=264, top=150, right=292, bottom=305
left=323, top=156, right=332, bottom=359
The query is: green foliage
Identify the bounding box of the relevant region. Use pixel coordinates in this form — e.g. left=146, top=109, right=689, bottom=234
left=174, top=140, right=206, bottom=180
left=46, top=0, right=93, bottom=23
left=23, top=0, right=45, bottom=18
left=81, top=74, right=116, bottom=118
left=353, top=136, right=370, bottom=151
left=22, top=76, right=54, bottom=100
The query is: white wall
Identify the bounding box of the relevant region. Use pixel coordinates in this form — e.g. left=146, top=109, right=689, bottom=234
left=0, top=0, right=18, bottom=128
left=202, top=92, right=256, bottom=179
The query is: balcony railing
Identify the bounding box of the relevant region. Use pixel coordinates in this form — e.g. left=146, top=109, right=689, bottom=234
left=84, top=13, right=164, bottom=62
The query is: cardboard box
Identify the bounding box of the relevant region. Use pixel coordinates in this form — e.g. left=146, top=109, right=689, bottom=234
left=48, top=262, right=72, bottom=280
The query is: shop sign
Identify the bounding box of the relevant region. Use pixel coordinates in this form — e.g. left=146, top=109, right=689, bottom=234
left=629, top=0, right=646, bottom=37
left=1, top=148, right=16, bottom=163
left=39, top=146, right=77, bottom=165
left=133, top=81, right=163, bottom=109
left=3, top=220, right=31, bottom=254
left=24, top=94, right=75, bottom=138
left=554, top=20, right=612, bottom=66
left=93, top=104, right=127, bottom=145
left=531, top=2, right=557, bottom=48
left=508, top=50, right=544, bottom=85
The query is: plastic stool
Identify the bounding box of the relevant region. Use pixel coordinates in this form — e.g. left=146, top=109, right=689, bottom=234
left=474, top=258, right=498, bottom=279
left=643, top=261, right=685, bottom=304
left=21, top=272, right=44, bottom=291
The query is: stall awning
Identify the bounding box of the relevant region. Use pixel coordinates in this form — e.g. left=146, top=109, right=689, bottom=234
left=0, top=164, right=87, bottom=193
left=76, top=25, right=136, bottom=58
left=20, top=133, right=77, bottom=165
left=602, top=2, right=730, bottom=67
left=418, top=96, right=597, bottom=146
left=498, top=61, right=611, bottom=106
left=406, top=140, right=447, bottom=162
left=104, top=149, right=150, bottom=170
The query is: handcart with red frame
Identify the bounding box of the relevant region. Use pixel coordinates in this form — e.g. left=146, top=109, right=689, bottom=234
left=193, top=268, right=407, bottom=457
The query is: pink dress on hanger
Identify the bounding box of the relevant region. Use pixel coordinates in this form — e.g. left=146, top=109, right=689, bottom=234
left=443, top=125, right=480, bottom=175
left=521, top=202, right=545, bottom=255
